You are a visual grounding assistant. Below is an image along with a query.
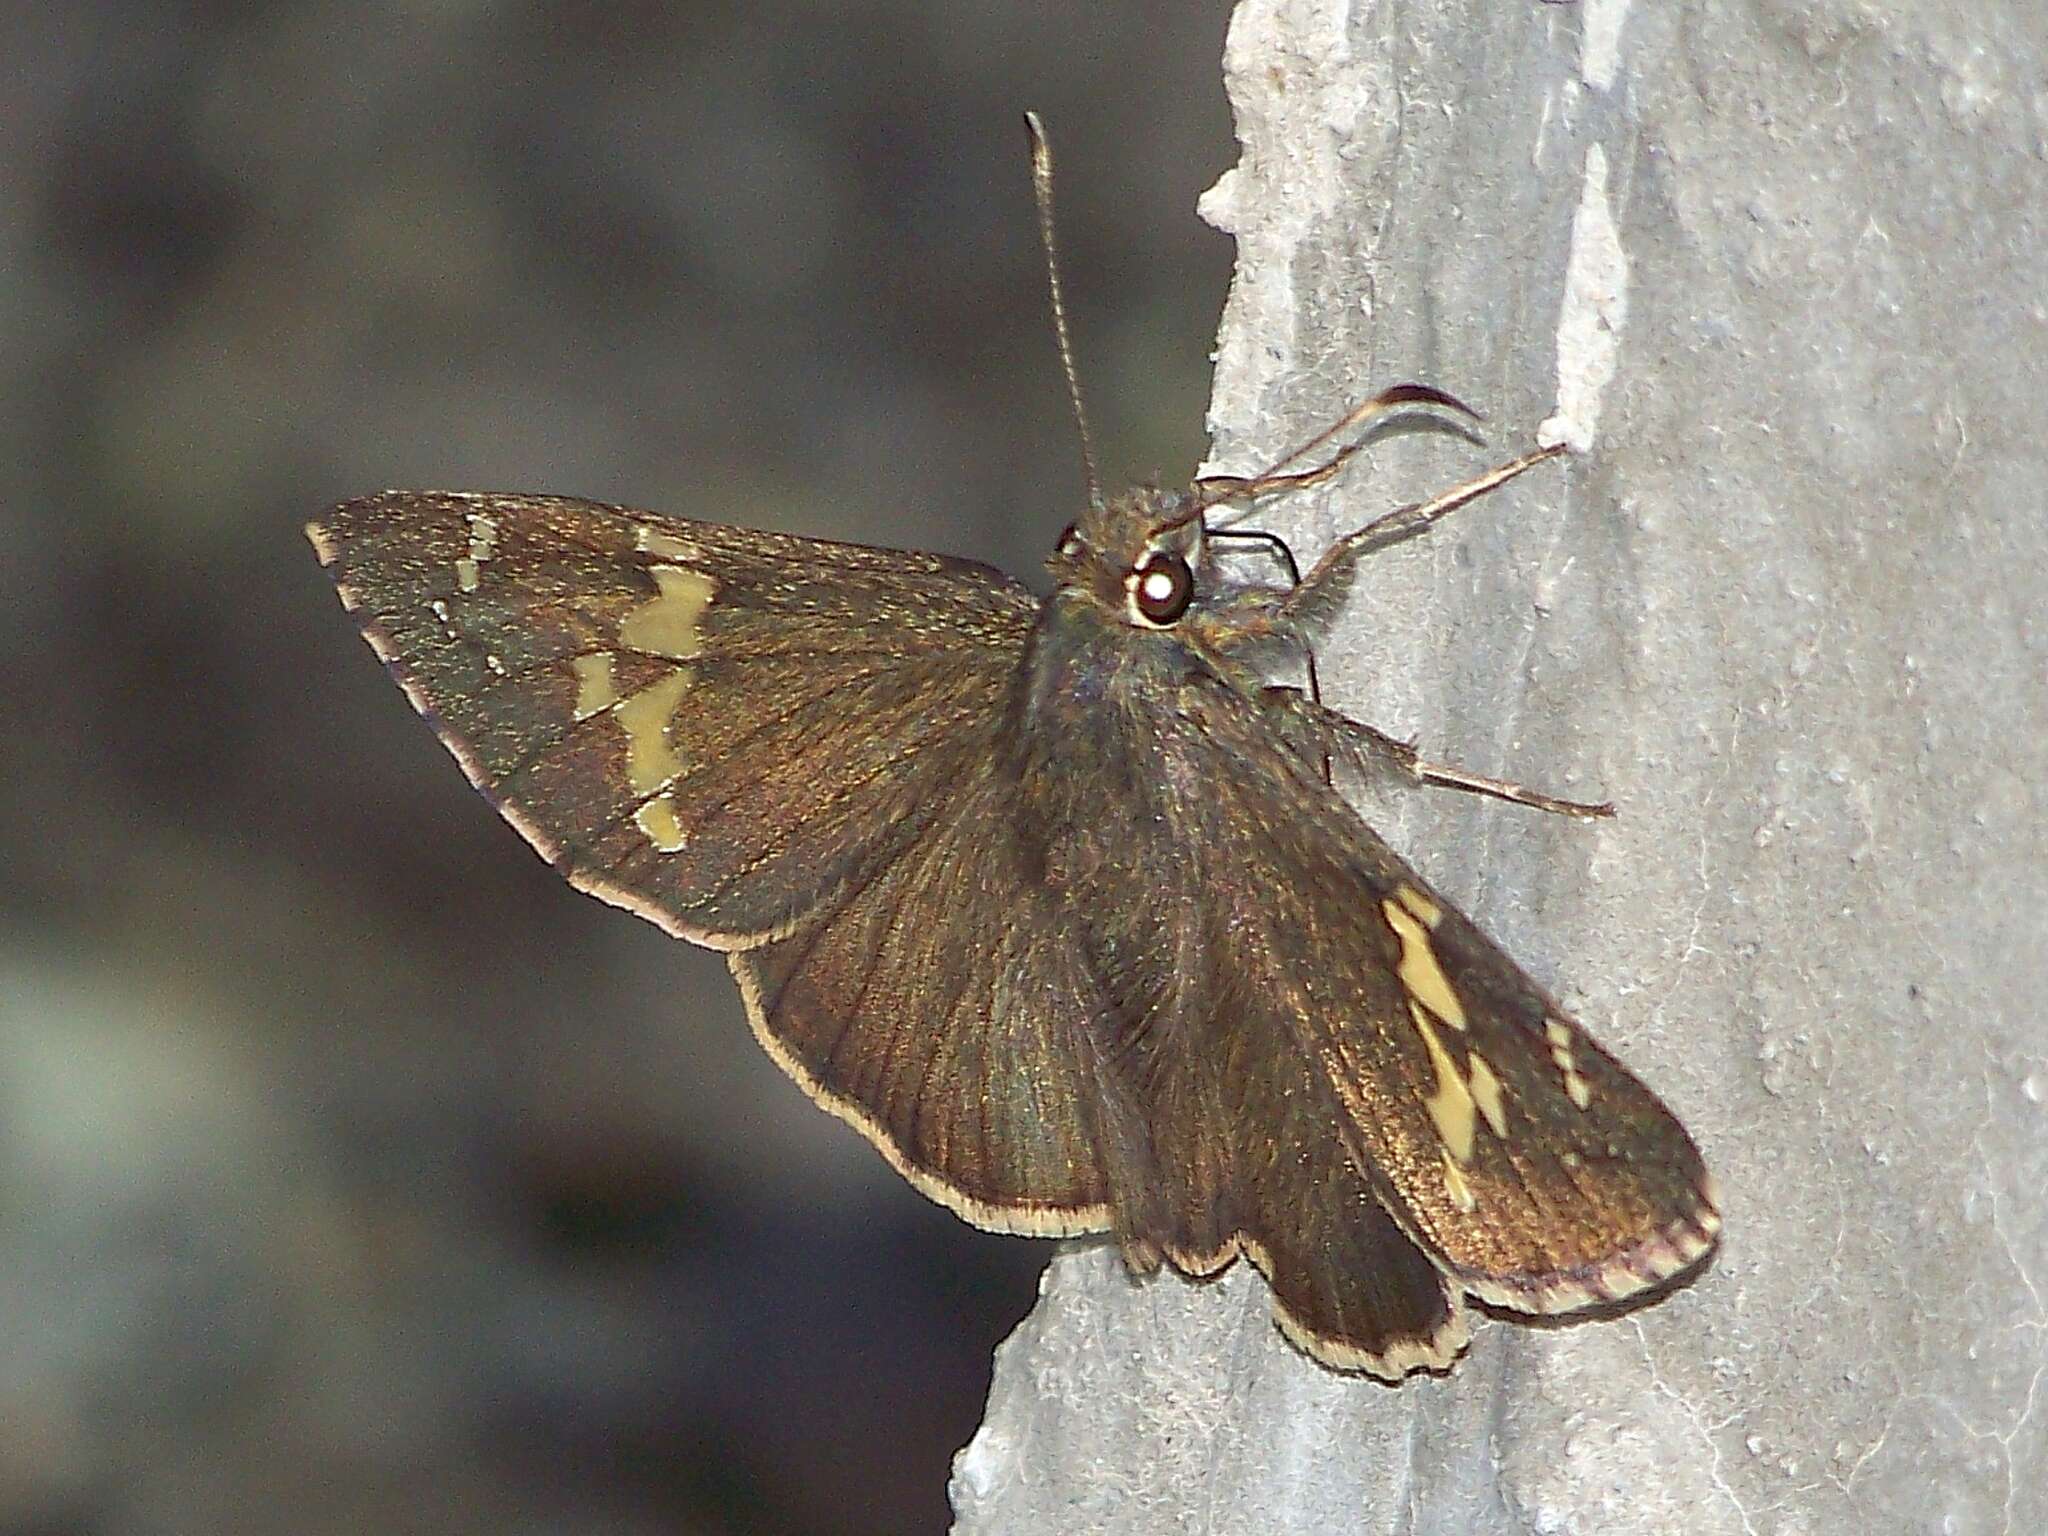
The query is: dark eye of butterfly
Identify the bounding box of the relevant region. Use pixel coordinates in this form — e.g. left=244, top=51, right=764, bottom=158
left=1129, top=550, right=1195, bottom=626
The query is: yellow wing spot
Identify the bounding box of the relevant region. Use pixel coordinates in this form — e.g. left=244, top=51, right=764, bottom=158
left=1440, top=1150, right=1478, bottom=1213
left=613, top=667, right=694, bottom=794
left=621, top=566, right=717, bottom=661
left=1409, top=1002, right=1477, bottom=1165
left=634, top=796, right=689, bottom=853
left=1466, top=1051, right=1509, bottom=1139
left=570, top=652, right=618, bottom=721
left=1393, top=884, right=1443, bottom=929
left=1382, top=897, right=1468, bottom=1031
left=1546, top=1016, right=1595, bottom=1110
left=634, top=525, right=699, bottom=560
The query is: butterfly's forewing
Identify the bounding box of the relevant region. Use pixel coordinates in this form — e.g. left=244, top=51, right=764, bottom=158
left=1170, top=678, right=1720, bottom=1319
left=310, top=492, right=1038, bottom=945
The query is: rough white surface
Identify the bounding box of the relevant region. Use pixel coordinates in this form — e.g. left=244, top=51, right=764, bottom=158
left=957, top=0, right=2048, bottom=1530
left=1579, top=0, right=1632, bottom=91
left=1538, top=143, right=1627, bottom=454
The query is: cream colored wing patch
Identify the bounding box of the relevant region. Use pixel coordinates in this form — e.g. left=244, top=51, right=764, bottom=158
left=634, top=796, right=690, bottom=853
left=621, top=566, right=716, bottom=661
left=1410, top=1003, right=1478, bottom=1165
left=1383, top=888, right=1467, bottom=1030
left=570, top=652, right=618, bottom=721
left=455, top=510, right=499, bottom=592
left=1547, top=1016, right=1596, bottom=1110
left=574, top=562, right=721, bottom=852
left=1381, top=887, right=1516, bottom=1210
left=612, top=668, right=693, bottom=795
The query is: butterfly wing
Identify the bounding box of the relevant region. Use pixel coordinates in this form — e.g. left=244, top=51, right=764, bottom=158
left=1026, top=642, right=1717, bottom=1373
left=310, top=491, right=1039, bottom=945
left=313, top=488, right=1718, bottom=1366
left=733, top=764, right=1116, bottom=1231
left=1172, top=679, right=1720, bottom=1318
left=311, top=491, right=1113, bottom=1229
left=1021, top=634, right=1473, bottom=1373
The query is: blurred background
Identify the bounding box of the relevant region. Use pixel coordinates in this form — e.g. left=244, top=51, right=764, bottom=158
left=1, top=3, right=1236, bottom=1531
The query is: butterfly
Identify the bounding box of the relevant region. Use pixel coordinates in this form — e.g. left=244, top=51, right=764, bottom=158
left=307, top=122, right=1717, bottom=1379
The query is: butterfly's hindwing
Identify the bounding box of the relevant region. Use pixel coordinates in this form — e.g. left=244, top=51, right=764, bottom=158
left=732, top=766, right=1115, bottom=1232
left=1224, top=986, right=1469, bottom=1373
left=1011, top=596, right=1462, bottom=1374
left=310, top=492, right=1039, bottom=945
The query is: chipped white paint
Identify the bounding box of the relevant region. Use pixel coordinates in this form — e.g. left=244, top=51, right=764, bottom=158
left=1193, top=0, right=1399, bottom=474
left=952, top=1422, right=1008, bottom=1504
left=1539, top=143, right=1629, bottom=455
left=1580, top=0, right=1631, bottom=91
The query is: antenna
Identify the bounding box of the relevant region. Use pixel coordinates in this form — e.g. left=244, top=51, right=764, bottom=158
left=1194, top=383, right=1483, bottom=508
left=1024, top=111, right=1103, bottom=510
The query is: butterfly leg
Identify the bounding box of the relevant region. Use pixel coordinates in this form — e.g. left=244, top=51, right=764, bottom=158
left=1263, top=687, right=1614, bottom=819
left=1292, top=444, right=1571, bottom=635
left=1197, top=443, right=1572, bottom=663
left=1399, top=749, right=1615, bottom=819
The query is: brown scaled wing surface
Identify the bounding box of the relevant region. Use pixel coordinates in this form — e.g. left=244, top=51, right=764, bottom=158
left=311, top=491, right=1111, bottom=1232
left=311, top=490, right=1718, bottom=1377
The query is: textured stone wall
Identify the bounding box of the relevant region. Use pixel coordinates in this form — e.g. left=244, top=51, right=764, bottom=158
left=956, top=0, right=2048, bottom=1530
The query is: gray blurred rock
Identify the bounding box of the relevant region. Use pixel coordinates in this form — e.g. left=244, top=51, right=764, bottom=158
left=955, top=0, right=2048, bottom=1530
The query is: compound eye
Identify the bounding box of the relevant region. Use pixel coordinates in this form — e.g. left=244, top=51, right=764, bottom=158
left=1129, top=550, right=1195, bottom=626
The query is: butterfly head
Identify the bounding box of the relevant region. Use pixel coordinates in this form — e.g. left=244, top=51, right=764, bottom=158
left=1048, top=486, right=1210, bottom=631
